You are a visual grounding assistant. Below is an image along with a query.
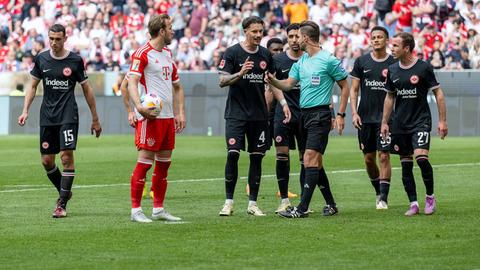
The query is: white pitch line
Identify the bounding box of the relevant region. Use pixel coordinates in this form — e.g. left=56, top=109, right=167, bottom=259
left=1, top=162, right=478, bottom=193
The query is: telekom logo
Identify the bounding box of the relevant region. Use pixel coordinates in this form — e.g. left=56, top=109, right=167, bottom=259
left=162, top=66, right=171, bottom=80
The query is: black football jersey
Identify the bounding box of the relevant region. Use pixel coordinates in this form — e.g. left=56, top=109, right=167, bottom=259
left=350, top=53, right=396, bottom=123
left=273, top=51, right=301, bottom=121
left=384, top=59, right=440, bottom=134
left=218, top=43, right=274, bottom=121
left=31, top=50, right=88, bottom=126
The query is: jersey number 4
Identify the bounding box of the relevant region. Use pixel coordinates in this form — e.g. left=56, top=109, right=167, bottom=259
left=162, top=66, right=171, bottom=80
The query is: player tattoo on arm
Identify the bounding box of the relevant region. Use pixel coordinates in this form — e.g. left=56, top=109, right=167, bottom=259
left=219, top=72, right=242, bottom=88
left=219, top=56, right=254, bottom=88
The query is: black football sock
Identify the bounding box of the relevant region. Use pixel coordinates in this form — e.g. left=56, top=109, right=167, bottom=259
left=370, top=178, right=381, bottom=196
left=45, top=165, right=61, bottom=193
left=225, top=151, right=240, bottom=200
left=276, top=153, right=290, bottom=199
left=416, top=155, right=434, bottom=196
left=401, top=158, right=417, bottom=202
left=59, top=169, right=75, bottom=208
left=318, top=167, right=335, bottom=206
left=299, top=159, right=305, bottom=197
left=379, top=179, right=391, bottom=202
left=297, top=167, right=318, bottom=213
left=248, top=153, right=264, bottom=201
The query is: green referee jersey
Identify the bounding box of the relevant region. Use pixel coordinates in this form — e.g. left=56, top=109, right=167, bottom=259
left=289, top=50, right=348, bottom=109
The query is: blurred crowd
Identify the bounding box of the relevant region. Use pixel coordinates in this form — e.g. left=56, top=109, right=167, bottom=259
left=0, top=0, right=480, bottom=73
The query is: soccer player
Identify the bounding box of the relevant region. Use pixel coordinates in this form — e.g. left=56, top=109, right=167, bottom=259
left=270, top=23, right=305, bottom=213
left=217, top=16, right=290, bottom=217
left=349, top=26, right=396, bottom=210
left=381, top=32, right=448, bottom=216
left=266, top=21, right=350, bottom=218
left=120, top=74, right=153, bottom=199
left=127, top=14, right=186, bottom=223
left=17, top=24, right=102, bottom=218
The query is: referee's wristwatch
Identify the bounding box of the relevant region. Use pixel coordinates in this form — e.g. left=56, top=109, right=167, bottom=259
left=337, top=112, right=346, bottom=118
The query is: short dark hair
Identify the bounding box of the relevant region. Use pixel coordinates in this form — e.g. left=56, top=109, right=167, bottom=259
left=148, top=14, right=170, bottom=38
left=49, top=24, right=66, bottom=36
left=371, top=26, right=389, bottom=38
left=299, top=21, right=320, bottom=43
left=286, top=23, right=300, bottom=34
left=394, top=32, right=415, bottom=52
left=267, top=38, right=283, bottom=49
left=242, top=16, right=264, bottom=30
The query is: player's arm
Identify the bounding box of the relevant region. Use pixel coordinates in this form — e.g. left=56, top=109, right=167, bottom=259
left=127, top=74, right=158, bottom=119
left=349, top=78, right=362, bottom=129
left=271, top=85, right=291, bottom=123
left=432, top=87, right=448, bottom=139
left=120, top=76, right=137, bottom=127
left=18, top=78, right=40, bottom=126
left=265, top=72, right=298, bottom=92
left=173, top=81, right=186, bottom=133
left=81, top=81, right=102, bottom=137
left=381, top=92, right=395, bottom=139
left=335, top=78, right=349, bottom=135
left=219, top=56, right=254, bottom=88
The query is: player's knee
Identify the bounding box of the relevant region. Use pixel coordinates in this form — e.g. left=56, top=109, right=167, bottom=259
left=276, top=153, right=289, bottom=161
left=364, top=153, right=376, bottom=166
left=249, top=152, right=264, bottom=163
left=378, top=151, right=390, bottom=165
left=400, top=156, right=414, bottom=176
left=227, top=150, right=240, bottom=163
left=41, top=156, right=55, bottom=169
left=59, top=151, right=74, bottom=168
left=416, top=155, right=433, bottom=175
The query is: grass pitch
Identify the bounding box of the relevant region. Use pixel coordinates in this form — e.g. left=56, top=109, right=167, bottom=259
left=1, top=135, right=479, bottom=270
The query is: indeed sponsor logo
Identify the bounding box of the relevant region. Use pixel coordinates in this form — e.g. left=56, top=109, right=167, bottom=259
left=397, top=88, right=417, bottom=96
left=242, top=73, right=264, bottom=80
left=45, top=78, right=69, bottom=87
left=364, top=79, right=385, bottom=87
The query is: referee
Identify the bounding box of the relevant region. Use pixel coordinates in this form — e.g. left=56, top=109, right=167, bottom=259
left=266, top=21, right=349, bottom=218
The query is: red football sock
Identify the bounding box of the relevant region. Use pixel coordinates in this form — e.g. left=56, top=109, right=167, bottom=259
left=131, top=159, right=153, bottom=208
left=152, top=158, right=171, bottom=208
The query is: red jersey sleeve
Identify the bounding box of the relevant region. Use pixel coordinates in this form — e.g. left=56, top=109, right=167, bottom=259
left=129, top=48, right=148, bottom=77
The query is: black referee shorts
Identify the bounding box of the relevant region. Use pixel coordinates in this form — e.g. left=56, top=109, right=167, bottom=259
left=301, top=105, right=331, bottom=155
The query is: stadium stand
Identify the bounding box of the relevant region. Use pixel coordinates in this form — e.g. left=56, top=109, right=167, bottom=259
left=0, top=0, right=479, bottom=72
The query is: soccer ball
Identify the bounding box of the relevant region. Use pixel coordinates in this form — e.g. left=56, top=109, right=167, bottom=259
left=141, top=93, right=163, bottom=114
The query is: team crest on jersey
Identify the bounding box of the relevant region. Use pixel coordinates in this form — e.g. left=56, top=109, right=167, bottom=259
left=132, top=59, right=140, bottom=71
left=219, top=59, right=225, bottom=69
left=394, top=144, right=399, bottom=152
left=228, top=138, right=236, bottom=145
left=259, top=61, right=267, bottom=70
left=147, top=138, right=155, bottom=147
left=42, top=142, right=49, bottom=149
left=410, top=75, right=419, bottom=84
left=63, top=67, right=72, bottom=76
left=360, top=143, right=364, bottom=150
left=382, top=69, right=388, bottom=77
left=275, top=136, right=282, bottom=143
